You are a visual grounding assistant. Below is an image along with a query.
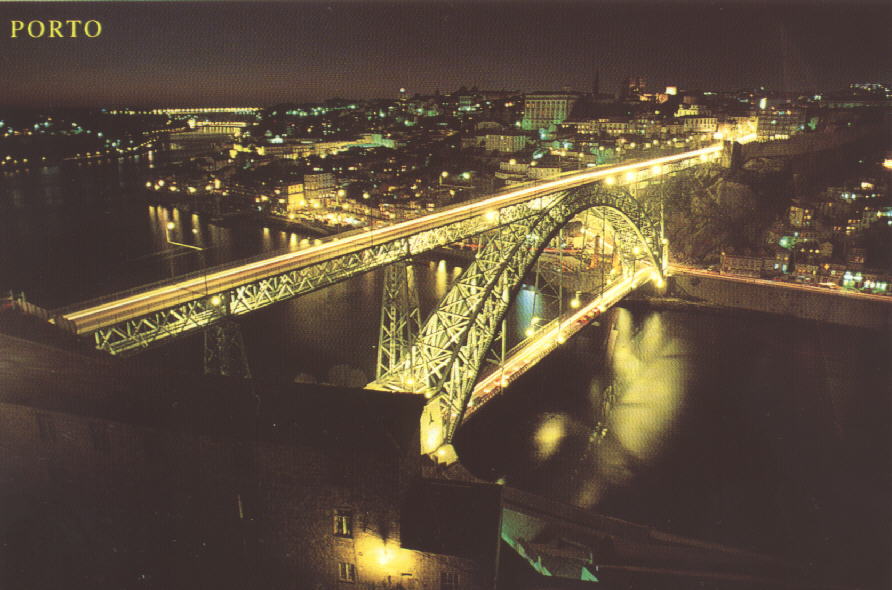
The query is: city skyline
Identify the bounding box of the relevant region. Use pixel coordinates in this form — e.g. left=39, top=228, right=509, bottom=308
left=1, top=0, right=889, bottom=107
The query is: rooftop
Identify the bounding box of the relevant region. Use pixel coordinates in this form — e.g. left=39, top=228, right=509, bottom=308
left=0, top=325, right=424, bottom=453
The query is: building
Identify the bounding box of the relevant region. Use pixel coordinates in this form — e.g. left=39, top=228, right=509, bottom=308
left=622, top=76, right=646, bottom=99
left=847, top=247, right=866, bottom=269
left=483, top=132, right=527, bottom=154
left=285, top=182, right=306, bottom=212
left=788, top=203, right=814, bottom=228
left=304, top=172, right=337, bottom=207
left=720, top=253, right=777, bottom=277
left=675, top=104, right=711, bottom=118
left=520, top=92, right=581, bottom=133
left=0, top=332, right=485, bottom=590
left=564, top=117, right=631, bottom=138
left=756, top=107, right=807, bottom=140
left=681, top=116, right=718, bottom=134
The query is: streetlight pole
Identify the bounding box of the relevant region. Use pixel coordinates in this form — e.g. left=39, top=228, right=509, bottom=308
left=165, top=221, right=205, bottom=251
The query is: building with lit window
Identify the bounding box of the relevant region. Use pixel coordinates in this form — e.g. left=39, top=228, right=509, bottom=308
left=681, top=116, right=718, bottom=134
left=520, top=92, right=581, bottom=133
left=788, top=203, right=814, bottom=228
left=622, top=76, right=647, bottom=99
left=304, top=172, right=337, bottom=207
left=285, top=182, right=306, bottom=212
left=720, top=253, right=779, bottom=277
left=483, top=132, right=528, bottom=154
left=757, top=107, right=807, bottom=140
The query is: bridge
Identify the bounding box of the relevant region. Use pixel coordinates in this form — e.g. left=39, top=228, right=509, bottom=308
left=49, top=142, right=728, bottom=461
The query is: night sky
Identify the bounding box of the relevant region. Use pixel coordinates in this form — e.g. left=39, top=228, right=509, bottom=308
left=0, top=1, right=889, bottom=107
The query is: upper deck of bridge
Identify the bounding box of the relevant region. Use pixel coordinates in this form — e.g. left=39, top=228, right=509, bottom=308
left=58, top=143, right=724, bottom=334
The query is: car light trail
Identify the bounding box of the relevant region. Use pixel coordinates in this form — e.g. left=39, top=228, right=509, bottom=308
left=61, top=144, right=724, bottom=333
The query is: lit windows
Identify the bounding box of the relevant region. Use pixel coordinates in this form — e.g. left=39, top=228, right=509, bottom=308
left=338, top=562, right=356, bottom=583
left=334, top=510, right=353, bottom=538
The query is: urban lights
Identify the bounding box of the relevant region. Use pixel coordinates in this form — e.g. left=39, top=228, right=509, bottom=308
left=525, top=316, right=542, bottom=338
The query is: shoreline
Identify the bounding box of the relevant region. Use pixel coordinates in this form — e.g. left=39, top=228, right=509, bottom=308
left=626, top=274, right=891, bottom=331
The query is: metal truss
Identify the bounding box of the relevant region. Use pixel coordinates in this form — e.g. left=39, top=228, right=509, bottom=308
left=88, top=161, right=693, bottom=355
left=369, top=183, right=664, bottom=454
left=91, top=210, right=495, bottom=355
left=375, top=261, right=421, bottom=380
left=204, top=317, right=252, bottom=379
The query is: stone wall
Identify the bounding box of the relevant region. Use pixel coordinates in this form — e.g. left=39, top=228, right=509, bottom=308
left=740, top=126, right=877, bottom=160
left=652, top=274, right=892, bottom=330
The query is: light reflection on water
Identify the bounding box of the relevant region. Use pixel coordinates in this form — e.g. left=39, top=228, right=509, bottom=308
left=522, top=308, right=688, bottom=508
left=433, top=259, right=449, bottom=299
left=456, top=303, right=889, bottom=587
left=574, top=308, right=687, bottom=507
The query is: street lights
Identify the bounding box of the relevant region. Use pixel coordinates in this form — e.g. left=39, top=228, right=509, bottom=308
left=525, top=316, right=542, bottom=338
left=165, top=221, right=204, bottom=251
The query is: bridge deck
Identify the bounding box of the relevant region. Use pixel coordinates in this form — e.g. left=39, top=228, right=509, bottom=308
left=58, top=145, right=722, bottom=336
left=465, top=268, right=656, bottom=417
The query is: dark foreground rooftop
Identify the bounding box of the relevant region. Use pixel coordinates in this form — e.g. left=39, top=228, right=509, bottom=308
left=0, top=320, right=424, bottom=453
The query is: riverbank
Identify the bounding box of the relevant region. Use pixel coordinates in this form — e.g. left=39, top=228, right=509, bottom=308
left=629, top=273, right=891, bottom=330
left=146, top=191, right=334, bottom=237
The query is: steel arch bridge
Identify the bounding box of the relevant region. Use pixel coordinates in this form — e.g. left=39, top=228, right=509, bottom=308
left=47, top=144, right=732, bottom=461
left=55, top=145, right=721, bottom=355
left=369, top=181, right=665, bottom=459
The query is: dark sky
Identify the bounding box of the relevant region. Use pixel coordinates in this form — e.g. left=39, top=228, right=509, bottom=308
left=0, top=1, right=889, bottom=107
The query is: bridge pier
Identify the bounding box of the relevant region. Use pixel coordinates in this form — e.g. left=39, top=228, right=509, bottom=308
left=203, top=295, right=252, bottom=378
left=375, top=260, right=421, bottom=382
left=204, top=318, right=252, bottom=378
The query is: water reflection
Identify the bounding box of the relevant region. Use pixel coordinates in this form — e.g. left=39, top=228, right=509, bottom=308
left=572, top=309, right=687, bottom=507
left=533, top=413, right=568, bottom=461
left=433, top=259, right=449, bottom=299
left=513, top=286, right=548, bottom=341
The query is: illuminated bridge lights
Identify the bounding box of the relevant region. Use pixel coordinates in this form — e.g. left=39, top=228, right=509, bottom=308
left=59, top=144, right=720, bottom=357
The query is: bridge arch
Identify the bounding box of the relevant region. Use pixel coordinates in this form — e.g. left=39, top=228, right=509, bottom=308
left=379, top=182, right=665, bottom=456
